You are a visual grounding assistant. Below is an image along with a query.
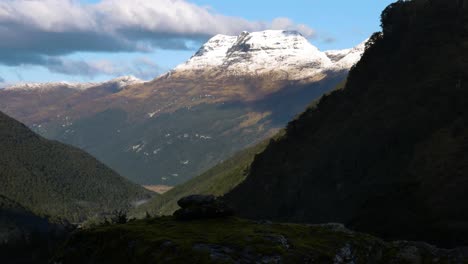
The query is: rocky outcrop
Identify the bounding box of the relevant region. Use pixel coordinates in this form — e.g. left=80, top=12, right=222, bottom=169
left=173, top=195, right=234, bottom=220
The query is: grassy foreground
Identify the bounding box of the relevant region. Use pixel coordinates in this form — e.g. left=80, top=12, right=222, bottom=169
left=54, top=217, right=467, bottom=264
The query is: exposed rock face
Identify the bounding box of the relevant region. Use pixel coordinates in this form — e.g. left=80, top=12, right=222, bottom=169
left=174, top=195, right=234, bottom=220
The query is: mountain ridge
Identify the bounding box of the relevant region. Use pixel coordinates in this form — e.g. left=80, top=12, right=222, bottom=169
left=0, top=30, right=365, bottom=185
left=3, top=75, right=143, bottom=92
left=1, top=31, right=362, bottom=91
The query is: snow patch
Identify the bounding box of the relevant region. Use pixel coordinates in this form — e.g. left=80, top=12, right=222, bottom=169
left=148, top=109, right=161, bottom=118
left=153, top=148, right=162, bottom=154
left=131, top=143, right=145, bottom=153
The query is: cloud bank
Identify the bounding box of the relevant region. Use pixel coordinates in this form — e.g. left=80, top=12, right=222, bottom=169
left=0, top=0, right=316, bottom=69
left=44, top=57, right=163, bottom=80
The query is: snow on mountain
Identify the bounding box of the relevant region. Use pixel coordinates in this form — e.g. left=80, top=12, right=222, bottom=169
left=325, top=49, right=353, bottom=63
left=179, top=34, right=238, bottom=69
left=327, top=39, right=368, bottom=70
left=3, top=31, right=366, bottom=92
left=4, top=76, right=144, bottom=92
left=5, top=81, right=98, bottom=92
left=173, top=30, right=366, bottom=80
left=106, top=75, right=144, bottom=89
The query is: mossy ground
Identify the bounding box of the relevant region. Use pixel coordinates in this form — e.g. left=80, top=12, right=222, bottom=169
left=54, top=217, right=467, bottom=264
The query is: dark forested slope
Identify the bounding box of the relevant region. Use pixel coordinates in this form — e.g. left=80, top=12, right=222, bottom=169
left=226, top=0, right=468, bottom=247
left=0, top=194, right=52, bottom=241
left=0, top=111, right=154, bottom=222
left=0, top=195, right=65, bottom=263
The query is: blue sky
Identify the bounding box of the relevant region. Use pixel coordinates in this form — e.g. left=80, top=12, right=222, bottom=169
left=0, top=0, right=394, bottom=85
left=189, top=0, right=394, bottom=50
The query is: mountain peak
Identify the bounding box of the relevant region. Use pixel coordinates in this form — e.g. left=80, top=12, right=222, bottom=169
left=189, top=34, right=238, bottom=67
left=173, top=30, right=365, bottom=80
left=226, top=30, right=311, bottom=54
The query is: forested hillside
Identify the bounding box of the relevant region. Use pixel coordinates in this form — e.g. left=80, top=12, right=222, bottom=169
left=132, top=138, right=272, bottom=217
left=0, top=111, right=154, bottom=222
left=226, top=0, right=468, bottom=247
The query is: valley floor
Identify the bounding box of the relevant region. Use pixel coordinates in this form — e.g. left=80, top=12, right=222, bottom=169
left=142, top=185, right=174, bottom=194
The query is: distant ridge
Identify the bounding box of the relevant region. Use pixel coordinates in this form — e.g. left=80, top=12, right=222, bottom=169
left=4, top=75, right=143, bottom=92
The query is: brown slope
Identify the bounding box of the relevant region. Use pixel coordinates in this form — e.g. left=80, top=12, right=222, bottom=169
left=0, top=87, right=78, bottom=124
left=0, top=66, right=348, bottom=185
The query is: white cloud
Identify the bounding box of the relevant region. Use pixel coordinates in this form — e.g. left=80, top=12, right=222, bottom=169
left=271, top=18, right=315, bottom=38
left=44, top=57, right=163, bottom=80
left=131, top=57, right=165, bottom=80
left=94, top=0, right=267, bottom=36
left=0, top=0, right=317, bottom=66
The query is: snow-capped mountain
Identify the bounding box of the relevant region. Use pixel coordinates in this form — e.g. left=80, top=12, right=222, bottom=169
left=4, top=31, right=365, bottom=93
left=172, top=30, right=366, bottom=80
left=0, top=30, right=368, bottom=186
left=4, top=75, right=144, bottom=92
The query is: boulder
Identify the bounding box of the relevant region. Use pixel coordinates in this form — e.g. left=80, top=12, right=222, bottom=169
left=174, top=195, right=234, bottom=220
left=177, top=195, right=216, bottom=208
